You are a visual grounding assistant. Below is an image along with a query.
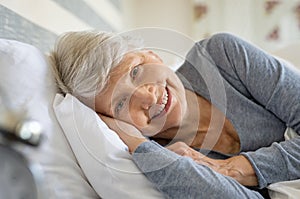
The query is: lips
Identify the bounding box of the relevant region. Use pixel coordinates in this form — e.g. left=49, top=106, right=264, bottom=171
left=151, top=87, right=172, bottom=119
left=164, top=87, right=171, bottom=113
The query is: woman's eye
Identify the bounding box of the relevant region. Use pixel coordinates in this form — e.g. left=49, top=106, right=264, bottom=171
left=130, top=65, right=139, bottom=79
left=115, top=98, right=126, bottom=115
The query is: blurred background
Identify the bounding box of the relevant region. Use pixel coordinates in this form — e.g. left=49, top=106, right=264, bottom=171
left=1, top=0, right=300, bottom=53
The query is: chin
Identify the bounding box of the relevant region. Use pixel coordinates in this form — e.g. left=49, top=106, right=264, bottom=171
left=140, top=122, right=166, bottom=137
left=141, top=103, right=186, bottom=137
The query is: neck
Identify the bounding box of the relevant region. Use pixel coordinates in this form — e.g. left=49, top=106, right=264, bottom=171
left=152, top=89, right=210, bottom=145
left=153, top=89, right=241, bottom=154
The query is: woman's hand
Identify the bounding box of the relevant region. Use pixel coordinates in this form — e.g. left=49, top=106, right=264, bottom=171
left=167, top=142, right=258, bottom=186
left=99, top=114, right=148, bottom=153
left=197, top=155, right=258, bottom=187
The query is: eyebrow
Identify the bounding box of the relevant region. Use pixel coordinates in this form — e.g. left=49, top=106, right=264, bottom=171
left=128, top=54, right=143, bottom=69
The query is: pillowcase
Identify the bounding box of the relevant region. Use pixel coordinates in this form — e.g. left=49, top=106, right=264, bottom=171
left=0, top=39, right=99, bottom=198
left=268, top=179, right=300, bottom=199
left=53, top=93, right=164, bottom=198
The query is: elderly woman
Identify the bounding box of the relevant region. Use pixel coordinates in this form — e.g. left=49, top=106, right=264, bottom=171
left=50, top=31, right=300, bottom=199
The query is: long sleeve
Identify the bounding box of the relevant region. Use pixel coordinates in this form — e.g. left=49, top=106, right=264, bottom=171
left=132, top=141, right=263, bottom=199
left=194, top=33, right=300, bottom=188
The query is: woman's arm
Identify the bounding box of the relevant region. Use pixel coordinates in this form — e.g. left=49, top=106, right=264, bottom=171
left=195, top=33, right=300, bottom=188
left=132, top=141, right=263, bottom=199
left=166, top=142, right=258, bottom=186
left=99, top=115, right=263, bottom=198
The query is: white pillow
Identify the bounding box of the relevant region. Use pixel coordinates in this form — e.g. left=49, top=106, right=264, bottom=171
left=0, top=39, right=99, bottom=198
left=53, top=93, right=164, bottom=198
left=268, top=179, right=300, bottom=199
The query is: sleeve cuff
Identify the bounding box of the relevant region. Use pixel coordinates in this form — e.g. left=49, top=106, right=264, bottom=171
left=241, top=142, right=288, bottom=188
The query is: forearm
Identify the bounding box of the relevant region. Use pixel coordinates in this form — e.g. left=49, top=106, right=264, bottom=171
left=167, top=142, right=258, bottom=186
left=242, top=136, right=300, bottom=188
left=194, top=33, right=300, bottom=187
left=133, top=141, right=263, bottom=199
left=123, top=136, right=148, bottom=154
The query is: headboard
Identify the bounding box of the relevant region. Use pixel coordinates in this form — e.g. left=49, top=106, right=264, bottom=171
left=0, top=5, right=57, bottom=52
left=0, top=1, right=118, bottom=52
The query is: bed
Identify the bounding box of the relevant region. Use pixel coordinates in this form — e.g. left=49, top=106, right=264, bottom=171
left=1, top=3, right=300, bottom=199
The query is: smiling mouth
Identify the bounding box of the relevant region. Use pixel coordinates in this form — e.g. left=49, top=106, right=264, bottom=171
left=151, top=87, right=172, bottom=119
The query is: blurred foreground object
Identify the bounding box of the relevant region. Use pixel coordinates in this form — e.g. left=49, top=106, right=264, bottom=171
left=0, top=93, right=44, bottom=199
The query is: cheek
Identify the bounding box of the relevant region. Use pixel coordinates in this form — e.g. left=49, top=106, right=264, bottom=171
left=167, top=73, right=186, bottom=104
left=126, top=106, right=149, bottom=129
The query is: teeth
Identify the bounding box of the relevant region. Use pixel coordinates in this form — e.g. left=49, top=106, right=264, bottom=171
left=162, top=98, right=167, bottom=104
left=153, top=90, right=168, bottom=118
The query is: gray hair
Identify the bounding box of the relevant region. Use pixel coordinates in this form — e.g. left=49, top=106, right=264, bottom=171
left=49, top=30, right=142, bottom=106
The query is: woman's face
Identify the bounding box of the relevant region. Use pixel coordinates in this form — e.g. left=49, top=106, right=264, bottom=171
left=95, top=50, right=187, bottom=137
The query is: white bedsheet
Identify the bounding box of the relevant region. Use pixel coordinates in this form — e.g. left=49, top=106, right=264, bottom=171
left=267, top=128, right=300, bottom=199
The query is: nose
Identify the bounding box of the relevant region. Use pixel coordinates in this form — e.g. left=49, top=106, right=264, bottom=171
left=132, top=84, right=157, bottom=110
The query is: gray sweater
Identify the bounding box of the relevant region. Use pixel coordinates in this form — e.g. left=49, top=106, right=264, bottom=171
left=132, top=33, right=300, bottom=198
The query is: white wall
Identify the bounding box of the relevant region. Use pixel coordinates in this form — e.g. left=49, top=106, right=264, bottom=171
left=122, top=0, right=194, bottom=37
left=121, top=0, right=195, bottom=68
left=121, top=0, right=300, bottom=52
left=193, top=0, right=300, bottom=51
left=2, top=0, right=299, bottom=52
